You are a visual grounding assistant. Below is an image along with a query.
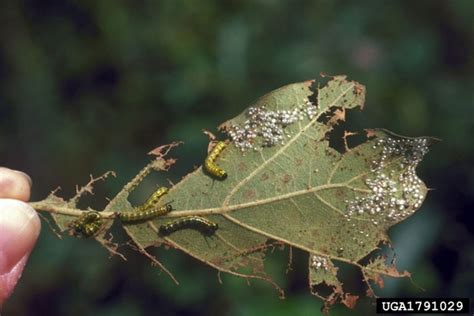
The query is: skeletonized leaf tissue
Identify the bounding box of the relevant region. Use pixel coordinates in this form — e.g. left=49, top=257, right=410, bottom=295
left=30, top=74, right=436, bottom=311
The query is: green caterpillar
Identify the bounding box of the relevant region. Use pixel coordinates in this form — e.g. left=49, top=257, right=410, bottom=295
left=71, top=211, right=103, bottom=238
left=159, top=216, right=218, bottom=236
left=119, top=204, right=173, bottom=222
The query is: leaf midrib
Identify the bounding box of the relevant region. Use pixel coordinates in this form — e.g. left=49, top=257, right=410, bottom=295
left=165, top=152, right=404, bottom=219
left=163, top=173, right=369, bottom=218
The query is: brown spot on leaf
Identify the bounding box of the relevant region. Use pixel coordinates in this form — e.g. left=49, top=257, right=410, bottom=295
left=243, top=189, right=256, bottom=199
left=211, top=257, right=224, bottom=266
left=238, top=162, right=247, bottom=171
left=261, top=173, right=269, bottom=181
left=240, top=257, right=250, bottom=266
left=281, top=174, right=292, bottom=184
left=334, top=188, right=344, bottom=199
left=295, top=158, right=303, bottom=166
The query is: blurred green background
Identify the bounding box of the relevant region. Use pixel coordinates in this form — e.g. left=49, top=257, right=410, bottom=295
left=1, top=0, right=473, bottom=315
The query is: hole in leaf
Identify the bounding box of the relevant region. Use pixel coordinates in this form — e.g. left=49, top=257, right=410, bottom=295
left=333, top=260, right=366, bottom=294
left=311, top=282, right=338, bottom=298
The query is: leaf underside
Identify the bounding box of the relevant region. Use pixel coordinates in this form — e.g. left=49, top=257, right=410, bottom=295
left=42, top=75, right=435, bottom=310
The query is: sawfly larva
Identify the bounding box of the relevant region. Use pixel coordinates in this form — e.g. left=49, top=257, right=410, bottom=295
left=135, top=187, right=169, bottom=212
left=159, top=216, right=218, bottom=236
left=204, top=141, right=227, bottom=179
left=71, top=211, right=103, bottom=238
left=119, top=204, right=172, bottom=222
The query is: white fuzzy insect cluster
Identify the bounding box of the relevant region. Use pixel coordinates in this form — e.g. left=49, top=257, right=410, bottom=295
left=227, top=98, right=318, bottom=151
left=311, top=255, right=329, bottom=271
left=345, top=137, right=430, bottom=224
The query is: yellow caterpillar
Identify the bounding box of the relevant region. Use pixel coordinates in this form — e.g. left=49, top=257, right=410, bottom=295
left=204, top=141, right=227, bottom=179
left=71, top=211, right=103, bottom=238
left=135, top=187, right=169, bottom=212
left=119, top=186, right=172, bottom=222
left=119, top=204, right=172, bottom=222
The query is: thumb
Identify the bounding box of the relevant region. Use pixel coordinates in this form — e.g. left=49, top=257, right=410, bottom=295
left=0, top=199, right=41, bottom=307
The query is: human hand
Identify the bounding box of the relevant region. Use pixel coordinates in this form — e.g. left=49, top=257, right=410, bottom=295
left=0, top=167, right=40, bottom=308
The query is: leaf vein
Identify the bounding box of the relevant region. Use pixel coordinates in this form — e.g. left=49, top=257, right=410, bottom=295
left=223, top=83, right=355, bottom=206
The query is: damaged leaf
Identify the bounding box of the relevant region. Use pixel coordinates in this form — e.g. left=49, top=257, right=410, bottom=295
left=30, top=75, right=435, bottom=311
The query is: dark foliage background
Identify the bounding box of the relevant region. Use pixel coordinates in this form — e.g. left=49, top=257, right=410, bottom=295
left=1, top=1, right=473, bottom=315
